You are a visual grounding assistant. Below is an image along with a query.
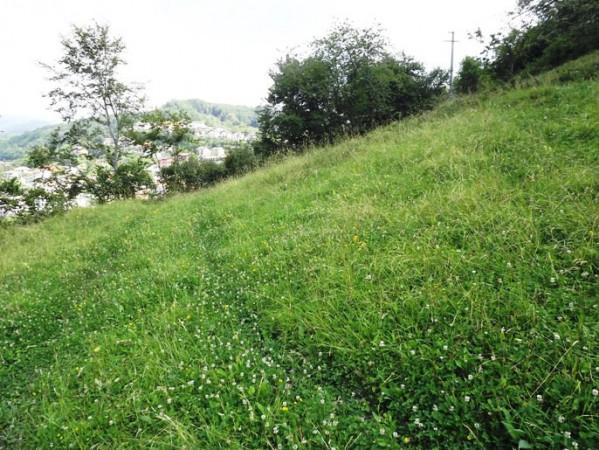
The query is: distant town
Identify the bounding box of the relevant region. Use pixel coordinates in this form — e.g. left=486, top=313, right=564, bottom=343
left=0, top=120, right=256, bottom=209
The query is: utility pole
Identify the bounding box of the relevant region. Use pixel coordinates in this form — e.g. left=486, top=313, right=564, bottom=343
left=445, top=31, right=458, bottom=94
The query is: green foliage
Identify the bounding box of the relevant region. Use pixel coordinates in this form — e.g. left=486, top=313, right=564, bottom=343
left=91, top=159, right=154, bottom=203
left=224, top=145, right=257, bottom=176
left=483, top=0, right=599, bottom=80
left=0, top=177, right=70, bottom=224
left=123, top=109, right=195, bottom=159
left=0, top=177, right=23, bottom=196
left=455, top=56, right=484, bottom=94
left=160, top=156, right=226, bottom=193
left=1, top=55, right=599, bottom=448
left=256, top=23, right=447, bottom=155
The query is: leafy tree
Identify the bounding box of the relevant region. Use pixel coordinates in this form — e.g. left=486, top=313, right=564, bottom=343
left=224, top=145, right=257, bottom=176
left=482, top=0, right=599, bottom=80
left=455, top=57, right=484, bottom=94
left=29, top=23, right=150, bottom=203
left=42, top=23, right=144, bottom=169
left=91, top=159, right=154, bottom=203
left=255, top=23, right=447, bottom=155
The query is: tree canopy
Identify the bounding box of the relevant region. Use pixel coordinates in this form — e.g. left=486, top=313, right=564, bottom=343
left=255, top=23, right=447, bottom=156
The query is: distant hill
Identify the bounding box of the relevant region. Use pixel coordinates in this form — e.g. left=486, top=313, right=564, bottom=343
left=0, top=125, right=58, bottom=161
left=162, top=99, right=258, bottom=130
left=0, top=100, right=258, bottom=161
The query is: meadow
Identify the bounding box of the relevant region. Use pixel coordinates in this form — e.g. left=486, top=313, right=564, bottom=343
left=1, top=55, right=598, bottom=448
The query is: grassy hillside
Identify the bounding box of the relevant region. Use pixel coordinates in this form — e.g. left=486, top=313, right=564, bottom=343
left=1, top=57, right=598, bottom=448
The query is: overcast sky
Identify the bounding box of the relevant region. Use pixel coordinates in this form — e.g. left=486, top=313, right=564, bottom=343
left=1, top=0, right=517, bottom=123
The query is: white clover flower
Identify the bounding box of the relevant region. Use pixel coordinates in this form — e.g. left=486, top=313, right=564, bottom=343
left=536, top=395, right=543, bottom=402
left=468, top=374, right=474, bottom=381
left=379, top=340, right=385, bottom=347
left=410, top=350, right=416, bottom=355
left=558, top=415, right=565, bottom=423
left=592, top=389, right=598, bottom=396
left=564, top=431, right=571, bottom=439
left=464, top=396, right=471, bottom=402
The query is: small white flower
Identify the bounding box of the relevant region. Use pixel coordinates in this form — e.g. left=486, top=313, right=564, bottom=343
left=379, top=428, right=385, bottom=435
left=410, top=350, right=416, bottom=355
left=550, top=277, right=556, bottom=283
left=564, top=431, right=571, bottom=439
left=536, top=394, right=543, bottom=402
left=379, top=340, right=385, bottom=347
left=592, top=389, right=598, bottom=396
left=464, top=396, right=471, bottom=402
left=558, top=415, right=565, bottom=423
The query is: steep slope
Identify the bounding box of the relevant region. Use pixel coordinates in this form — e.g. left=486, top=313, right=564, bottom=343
left=1, top=59, right=598, bottom=448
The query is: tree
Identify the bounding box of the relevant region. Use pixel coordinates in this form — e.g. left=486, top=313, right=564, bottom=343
left=42, top=23, right=144, bottom=170
left=29, top=23, right=151, bottom=203
left=455, top=57, right=483, bottom=94
left=255, top=23, right=447, bottom=155
left=482, top=0, right=599, bottom=80
left=224, top=145, right=257, bottom=176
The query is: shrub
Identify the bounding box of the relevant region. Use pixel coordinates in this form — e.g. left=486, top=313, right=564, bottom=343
left=224, top=146, right=257, bottom=176
left=455, top=57, right=483, bottom=94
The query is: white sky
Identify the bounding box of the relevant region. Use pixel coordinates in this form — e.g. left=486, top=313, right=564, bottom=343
left=0, top=0, right=517, bottom=122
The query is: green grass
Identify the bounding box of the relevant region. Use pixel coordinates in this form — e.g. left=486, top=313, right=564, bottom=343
left=1, top=56, right=598, bottom=448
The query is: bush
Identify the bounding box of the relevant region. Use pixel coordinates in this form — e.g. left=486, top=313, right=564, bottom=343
left=455, top=57, right=483, bottom=94
left=92, top=159, right=154, bottom=203
left=0, top=178, right=70, bottom=224
left=160, top=156, right=227, bottom=193
left=224, top=146, right=257, bottom=176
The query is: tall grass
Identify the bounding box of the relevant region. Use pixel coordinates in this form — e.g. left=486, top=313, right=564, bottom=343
left=1, top=55, right=598, bottom=448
